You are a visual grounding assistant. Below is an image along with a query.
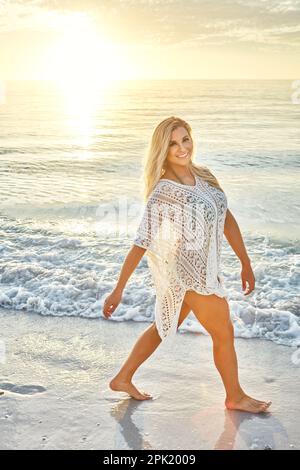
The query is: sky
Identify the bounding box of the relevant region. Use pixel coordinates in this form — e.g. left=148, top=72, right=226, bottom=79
left=0, top=0, right=300, bottom=80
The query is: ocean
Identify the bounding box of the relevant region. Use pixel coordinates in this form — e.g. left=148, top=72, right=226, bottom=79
left=0, top=79, right=299, bottom=346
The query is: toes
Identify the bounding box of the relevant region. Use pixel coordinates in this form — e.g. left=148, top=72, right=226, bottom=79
left=249, top=400, right=269, bottom=413
left=259, top=402, right=271, bottom=412
left=262, top=401, right=272, bottom=407
left=133, top=393, right=147, bottom=400
left=248, top=396, right=265, bottom=405
left=249, top=397, right=271, bottom=407
left=141, top=391, right=153, bottom=399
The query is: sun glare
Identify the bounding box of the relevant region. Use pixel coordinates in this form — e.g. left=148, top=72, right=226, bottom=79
left=42, top=14, right=134, bottom=159
left=50, top=15, right=128, bottom=89
left=45, top=15, right=128, bottom=158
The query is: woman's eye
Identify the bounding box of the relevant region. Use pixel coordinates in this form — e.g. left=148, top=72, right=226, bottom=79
left=169, top=138, right=189, bottom=147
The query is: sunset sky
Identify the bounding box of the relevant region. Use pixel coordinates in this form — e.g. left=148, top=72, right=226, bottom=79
left=0, top=0, right=300, bottom=81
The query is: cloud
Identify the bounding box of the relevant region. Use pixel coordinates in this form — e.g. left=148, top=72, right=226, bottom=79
left=0, top=0, right=299, bottom=49
left=266, top=0, right=300, bottom=13
left=0, top=0, right=90, bottom=32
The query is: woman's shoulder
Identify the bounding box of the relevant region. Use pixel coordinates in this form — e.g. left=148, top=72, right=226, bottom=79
left=145, top=179, right=177, bottom=206
left=156, top=176, right=176, bottom=185
left=154, top=177, right=177, bottom=191
left=155, top=178, right=180, bottom=195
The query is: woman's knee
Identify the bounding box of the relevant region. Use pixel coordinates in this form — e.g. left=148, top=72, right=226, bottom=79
left=210, top=320, right=234, bottom=344
left=186, top=293, right=233, bottom=343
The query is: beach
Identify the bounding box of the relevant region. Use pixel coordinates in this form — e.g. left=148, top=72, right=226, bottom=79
left=0, top=308, right=299, bottom=450
left=0, top=79, right=299, bottom=450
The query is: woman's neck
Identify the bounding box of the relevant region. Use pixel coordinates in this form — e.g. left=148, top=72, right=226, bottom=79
left=163, top=165, right=194, bottom=183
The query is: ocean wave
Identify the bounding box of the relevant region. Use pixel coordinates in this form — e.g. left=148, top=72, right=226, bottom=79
left=0, top=216, right=299, bottom=347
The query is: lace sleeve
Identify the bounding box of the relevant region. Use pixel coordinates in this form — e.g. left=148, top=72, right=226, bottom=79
left=133, top=193, right=165, bottom=251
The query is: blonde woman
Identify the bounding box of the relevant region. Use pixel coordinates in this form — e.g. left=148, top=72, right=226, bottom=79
left=103, top=116, right=272, bottom=414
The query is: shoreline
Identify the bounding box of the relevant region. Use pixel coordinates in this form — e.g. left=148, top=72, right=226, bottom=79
left=0, top=308, right=299, bottom=450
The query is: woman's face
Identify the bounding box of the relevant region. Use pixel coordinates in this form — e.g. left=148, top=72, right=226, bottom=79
left=165, top=126, right=193, bottom=168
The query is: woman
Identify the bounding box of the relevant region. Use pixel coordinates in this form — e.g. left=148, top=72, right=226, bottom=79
left=103, top=116, right=272, bottom=413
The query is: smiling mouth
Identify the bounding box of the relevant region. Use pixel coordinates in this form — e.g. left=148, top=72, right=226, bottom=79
left=177, top=152, right=189, bottom=158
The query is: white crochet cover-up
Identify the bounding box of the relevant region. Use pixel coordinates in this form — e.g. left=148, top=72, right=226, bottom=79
left=133, top=173, right=229, bottom=344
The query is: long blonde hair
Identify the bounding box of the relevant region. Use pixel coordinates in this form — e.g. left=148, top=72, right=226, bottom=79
left=141, top=116, right=224, bottom=200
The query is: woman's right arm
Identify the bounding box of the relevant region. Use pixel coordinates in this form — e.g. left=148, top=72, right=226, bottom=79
left=102, top=244, right=146, bottom=318
left=103, top=188, right=167, bottom=319
left=115, top=244, right=147, bottom=292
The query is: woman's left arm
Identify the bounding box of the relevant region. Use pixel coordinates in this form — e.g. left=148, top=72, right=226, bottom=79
left=224, top=209, right=255, bottom=296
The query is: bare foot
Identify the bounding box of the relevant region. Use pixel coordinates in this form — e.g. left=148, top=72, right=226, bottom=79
left=109, top=378, right=152, bottom=401
left=225, top=394, right=272, bottom=413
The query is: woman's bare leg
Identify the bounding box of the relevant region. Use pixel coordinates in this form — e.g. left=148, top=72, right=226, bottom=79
left=109, top=301, right=191, bottom=400
left=184, top=290, right=272, bottom=413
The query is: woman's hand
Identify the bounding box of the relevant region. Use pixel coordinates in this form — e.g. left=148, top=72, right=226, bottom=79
left=241, top=262, right=255, bottom=296
left=103, top=288, right=123, bottom=319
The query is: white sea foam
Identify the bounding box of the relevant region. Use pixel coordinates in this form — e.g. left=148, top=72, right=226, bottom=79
left=0, top=215, right=299, bottom=347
